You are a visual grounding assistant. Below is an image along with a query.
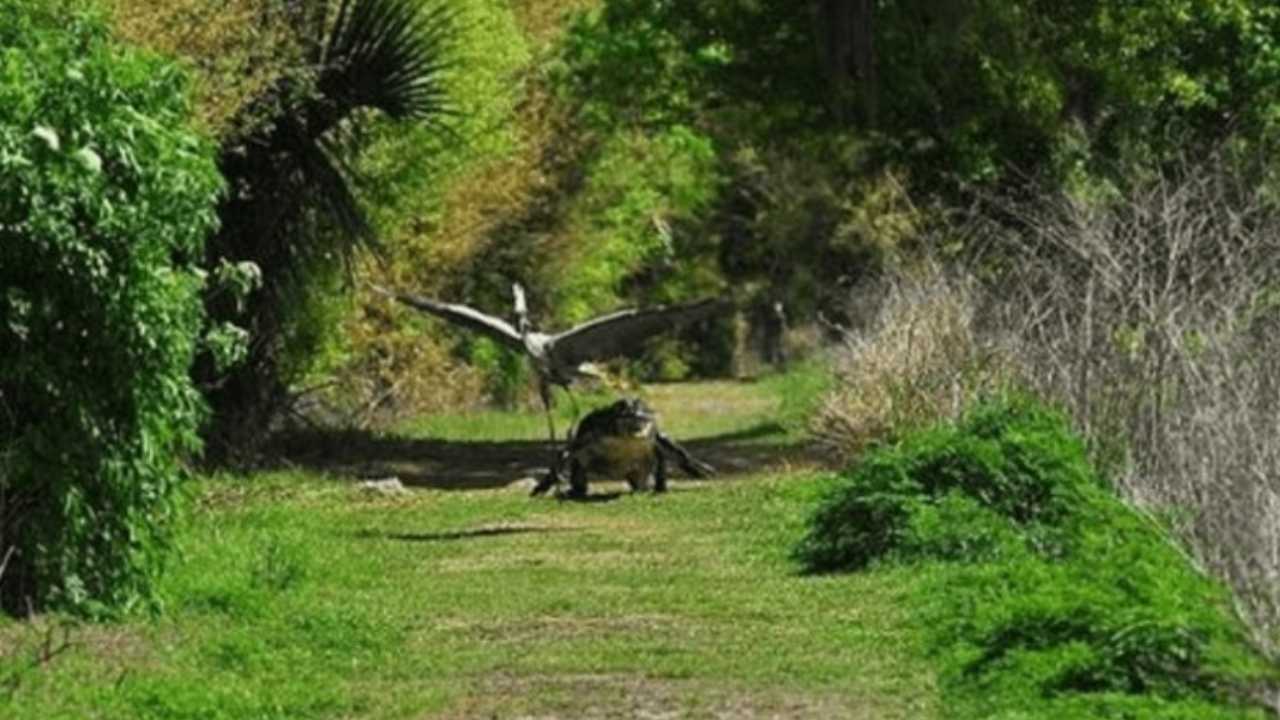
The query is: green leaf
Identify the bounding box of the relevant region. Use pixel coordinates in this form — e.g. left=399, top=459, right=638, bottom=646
left=75, top=147, right=101, bottom=173
left=32, top=124, right=59, bottom=151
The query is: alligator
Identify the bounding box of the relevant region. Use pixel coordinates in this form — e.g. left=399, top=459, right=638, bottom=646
left=531, top=398, right=713, bottom=498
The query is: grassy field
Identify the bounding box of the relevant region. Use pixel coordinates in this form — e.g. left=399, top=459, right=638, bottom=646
left=1, top=369, right=937, bottom=719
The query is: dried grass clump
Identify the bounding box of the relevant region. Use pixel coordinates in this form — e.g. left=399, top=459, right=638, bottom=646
left=813, top=262, right=1016, bottom=461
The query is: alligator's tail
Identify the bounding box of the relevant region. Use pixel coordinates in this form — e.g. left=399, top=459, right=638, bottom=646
left=656, top=432, right=714, bottom=478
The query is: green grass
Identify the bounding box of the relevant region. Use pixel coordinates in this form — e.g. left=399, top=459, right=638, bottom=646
left=2, top=365, right=941, bottom=719
left=392, top=374, right=818, bottom=443
left=8, top=371, right=1274, bottom=718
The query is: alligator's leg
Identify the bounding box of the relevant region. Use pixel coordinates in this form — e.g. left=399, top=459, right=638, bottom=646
left=656, top=431, right=714, bottom=478
left=531, top=457, right=562, bottom=496
left=567, top=460, right=589, bottom=498
left=531, top=472, right=557, bottom=496
left=532, top=444, right=572, bottom=496
left=653, top=449, right=668, bottom=493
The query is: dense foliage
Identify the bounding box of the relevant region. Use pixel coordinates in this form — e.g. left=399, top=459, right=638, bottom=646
left=0, top=0, right=222, bottom=614
left=541, top=0, right=1280, bottom=344
left=799, top=397, right=1274, bottom=717
left=106, top=0, right=300, bottom=141
left=564, top=0, right=1280, bottom=182
left=95, top=0, right=1280, bottom=437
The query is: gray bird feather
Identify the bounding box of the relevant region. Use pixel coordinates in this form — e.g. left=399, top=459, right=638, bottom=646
left=371, top=285, right=523, bottom=350
left=370, top=283, right=733, bottom=439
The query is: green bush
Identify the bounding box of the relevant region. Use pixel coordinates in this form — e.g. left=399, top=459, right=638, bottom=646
left=798, top=395, right=1091, bottom=571
left=797, top=396, right=1273, bottom=717
left=926, top=492, right=1272, bottom=718
left=0, top=0, right=222, bottom=614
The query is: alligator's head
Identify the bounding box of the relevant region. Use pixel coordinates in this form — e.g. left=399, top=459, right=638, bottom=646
left=611, top=397, right=656, bottom=437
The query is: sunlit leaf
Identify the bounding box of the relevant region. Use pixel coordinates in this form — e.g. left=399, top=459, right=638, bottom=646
left=33, top=125, right=60, bottom=151
left=75, top=147, right=102, bottom=173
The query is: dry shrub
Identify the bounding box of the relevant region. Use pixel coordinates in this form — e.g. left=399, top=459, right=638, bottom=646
left=783, top=323, right=824, bottom=364
left=813, top=261, right=1015, bottom=461
left=328, top=282, right=488, bottom=425
left=982, top=155, right=1280, bottom=656
left=511, top=0, right=600, bottom=46
left=106, top=0, right=299, bottom=140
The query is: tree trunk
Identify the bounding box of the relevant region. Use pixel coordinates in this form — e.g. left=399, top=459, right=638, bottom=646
left=814, top=0, right=877, bottom=127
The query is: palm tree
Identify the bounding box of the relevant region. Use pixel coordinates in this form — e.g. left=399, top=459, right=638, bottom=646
left=200, top=0, right=453, bottom=459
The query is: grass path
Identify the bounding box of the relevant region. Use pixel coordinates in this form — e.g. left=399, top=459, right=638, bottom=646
left=2, top=375, right=938, bottom=718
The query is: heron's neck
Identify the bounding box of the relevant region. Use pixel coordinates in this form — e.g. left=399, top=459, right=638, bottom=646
left=512, top=283, right=530, bottom=338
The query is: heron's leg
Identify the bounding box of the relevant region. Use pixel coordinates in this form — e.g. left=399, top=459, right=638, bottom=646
left=564, top=386, right=583, bottom=436
left=538, top=380, right=557, bottom=442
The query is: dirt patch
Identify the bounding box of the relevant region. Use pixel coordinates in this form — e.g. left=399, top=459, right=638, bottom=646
left=433, top=672, right=874, bottom=720
left=458, top=614, right=684, bottom=647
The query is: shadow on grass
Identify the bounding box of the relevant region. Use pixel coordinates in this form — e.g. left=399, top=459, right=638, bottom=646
left=267, top=421, right=829, bottom=492
left=356, top=525, right=584, bottom=543
left=552, top=491, right=626, bottom=504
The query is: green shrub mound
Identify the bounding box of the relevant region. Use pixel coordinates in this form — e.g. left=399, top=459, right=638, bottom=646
left=0, top=0, right=222, bottom=614
left=929, top=498, right=1274, bottom=718
left=798, top=397, right=1093, bottom=571
left=798, top=396, right=1275, bottom=719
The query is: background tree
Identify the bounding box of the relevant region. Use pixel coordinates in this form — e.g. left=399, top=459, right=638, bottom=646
left=815, top=0, right=876, bottom=127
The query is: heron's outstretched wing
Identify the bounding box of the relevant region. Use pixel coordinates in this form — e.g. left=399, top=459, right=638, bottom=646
left=373, top=285, right=524, bottom=351
left=550, top=298, right=731, bottom=367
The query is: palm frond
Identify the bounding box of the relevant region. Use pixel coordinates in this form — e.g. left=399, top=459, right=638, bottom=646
left=290, top=131, right=372, bottom=247
left=288, top=0, right=455, bottom=239
left=317, top=0, right=454, bottom=130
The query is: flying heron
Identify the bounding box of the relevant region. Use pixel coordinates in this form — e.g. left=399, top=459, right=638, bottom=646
left=373, top=283, right=731, bottom=440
